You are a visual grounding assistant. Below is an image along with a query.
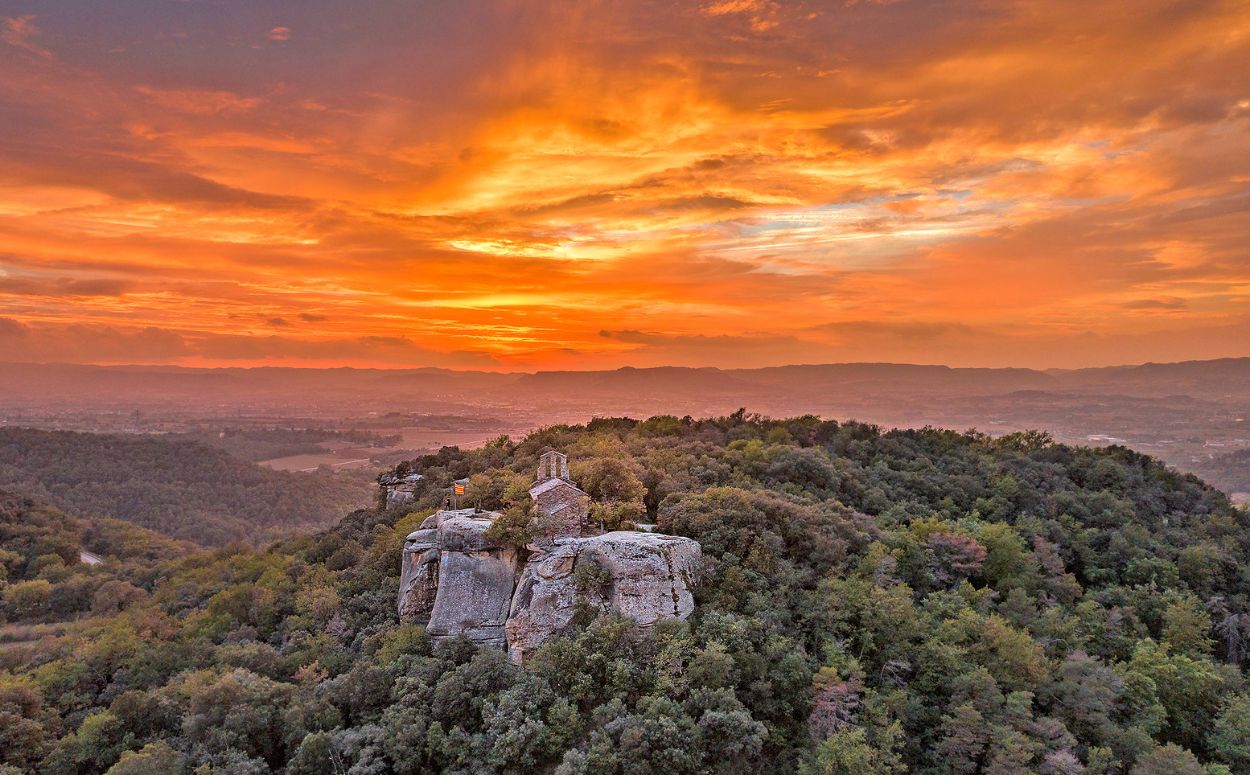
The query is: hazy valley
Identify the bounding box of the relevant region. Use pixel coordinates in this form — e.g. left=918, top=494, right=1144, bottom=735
left=3, top=358, right=1247, bottom=502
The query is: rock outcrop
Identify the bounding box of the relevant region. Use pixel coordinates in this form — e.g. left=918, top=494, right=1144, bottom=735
left=397, top=524, right=439, bottom=623
left=395, top=451, right=701, bottom=662
left=399, top=511, right=700, bottom=660
left=505, top=531, right=699, bottom=663
left=380, top=472, right=424, bottom=509
left=399, top=509, right=519, bottom=649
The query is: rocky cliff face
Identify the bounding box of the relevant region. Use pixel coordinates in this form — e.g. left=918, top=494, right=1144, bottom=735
left=506, top=531, right=700, bottom=663
left=397, top=525, right=439, bottom=623
left=398, top=508, right=700, bottom=662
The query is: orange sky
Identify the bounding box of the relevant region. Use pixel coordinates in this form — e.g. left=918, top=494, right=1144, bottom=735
left=1, top=0, right=1248, bottom=370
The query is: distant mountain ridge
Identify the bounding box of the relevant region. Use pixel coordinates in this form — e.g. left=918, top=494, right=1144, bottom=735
left=1, top=357, right=1247, bottom=410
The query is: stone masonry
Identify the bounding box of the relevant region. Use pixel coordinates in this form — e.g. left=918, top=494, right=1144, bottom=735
left=528, top=451, right=590, bottom=537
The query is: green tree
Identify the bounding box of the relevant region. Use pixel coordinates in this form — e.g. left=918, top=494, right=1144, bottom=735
left=103, top=741, right=186, bottom=775
left=1210, top=694, right=1250, bottom=774
left=4, top=579, right=52, bottom=619
left=802, top=728, right=902, bottom=775
left=1162, top=596, right=1214, bottom=658
left=0, top=676, right=55, bottom=771
left=1124, top=640, right=1227, bottom=753
left=1131, top=744, right=1205, bottom=775
left=574, top=457, right=647, bottom=505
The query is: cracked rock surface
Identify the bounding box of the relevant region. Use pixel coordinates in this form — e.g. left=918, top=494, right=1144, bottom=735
left=399, top=510, right=700, bottom=662
left=505, top=531, right=700, bottom=663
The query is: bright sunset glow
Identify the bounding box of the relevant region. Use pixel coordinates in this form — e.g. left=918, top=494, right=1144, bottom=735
left=1, top=0, right=1248, bottom=369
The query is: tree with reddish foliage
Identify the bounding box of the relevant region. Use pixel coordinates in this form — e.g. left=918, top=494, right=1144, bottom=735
left=808, top=676, right=863, bottom=742
left=927, top=531, right=987, bottom=587
left=1032, top=536, right=1067, bottom=577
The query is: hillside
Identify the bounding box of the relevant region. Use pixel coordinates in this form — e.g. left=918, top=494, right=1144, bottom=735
left=1, top=415, right=1247, bottom=774
left=0, top=428, right=374, bottom=546
left=0, top=489, right=192, bottom=667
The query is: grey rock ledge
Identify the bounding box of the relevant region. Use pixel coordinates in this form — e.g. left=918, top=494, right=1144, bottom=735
left=399, top=509, right=700, bottom=662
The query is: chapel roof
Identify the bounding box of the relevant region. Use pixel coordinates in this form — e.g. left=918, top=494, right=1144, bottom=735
left=528, top=477, right=587, bottom=498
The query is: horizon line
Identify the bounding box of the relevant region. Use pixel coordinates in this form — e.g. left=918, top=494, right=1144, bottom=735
left=2, top=355, right=1248, bottom=376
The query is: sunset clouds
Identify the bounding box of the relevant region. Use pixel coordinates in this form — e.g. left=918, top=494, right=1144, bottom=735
left=1, top=0, right=1248, bottom=369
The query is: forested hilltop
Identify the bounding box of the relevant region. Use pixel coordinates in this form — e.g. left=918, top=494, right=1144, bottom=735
left=0, top=428, right=373, bottom=546
left=2, top=414, right=1249, bottom=774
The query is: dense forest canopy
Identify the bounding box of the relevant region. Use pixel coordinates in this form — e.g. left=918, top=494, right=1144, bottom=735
left=0, top=428, right=373, bottom=546
left=1, top=413, right=1249, bottom=774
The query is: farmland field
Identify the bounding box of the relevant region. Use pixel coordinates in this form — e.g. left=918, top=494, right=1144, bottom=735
left=259, top=428, right=511, bottom=472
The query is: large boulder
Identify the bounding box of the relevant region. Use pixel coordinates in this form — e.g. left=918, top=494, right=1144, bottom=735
left=505, top=531, right=700, bottom=663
